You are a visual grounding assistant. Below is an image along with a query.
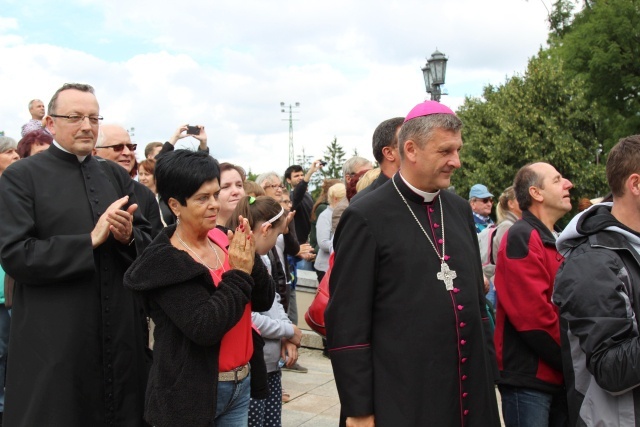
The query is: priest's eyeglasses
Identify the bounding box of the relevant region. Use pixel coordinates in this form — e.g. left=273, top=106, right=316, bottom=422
left=95, top=143, right=137, bottom=152
left=50, top=114, right=104, bottom=125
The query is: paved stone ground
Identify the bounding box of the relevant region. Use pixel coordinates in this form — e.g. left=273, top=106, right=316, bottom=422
left=281, top=347, right=339, bottom=427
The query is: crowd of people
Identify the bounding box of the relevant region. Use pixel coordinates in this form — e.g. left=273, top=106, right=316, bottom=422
left=0, top=82, right=639, bottom=427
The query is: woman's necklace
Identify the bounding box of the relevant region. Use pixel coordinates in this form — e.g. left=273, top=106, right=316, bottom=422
left=176, top=231, right=225, bottom=272
left=392, top=178, right=457, bottom=291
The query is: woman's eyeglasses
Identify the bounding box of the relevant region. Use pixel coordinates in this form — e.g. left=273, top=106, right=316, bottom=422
left=264, top=184, right=285, bottom=190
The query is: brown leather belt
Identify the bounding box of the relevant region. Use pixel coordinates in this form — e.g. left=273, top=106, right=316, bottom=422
left=218, top=364, right=250, bottom=382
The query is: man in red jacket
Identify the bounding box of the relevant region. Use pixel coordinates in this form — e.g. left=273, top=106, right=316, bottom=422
left=494, top=162, right=573, bottom=427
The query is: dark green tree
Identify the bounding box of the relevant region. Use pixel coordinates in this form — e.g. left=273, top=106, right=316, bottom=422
left=309, top=137, right=347, bottom=198
left=454, top=49, right=607, bottom=209
left=547, top=0, right=577, bottom=40
left=321, top=137, right=346, bottom=180
left=558, top=0, right=640, bottom=150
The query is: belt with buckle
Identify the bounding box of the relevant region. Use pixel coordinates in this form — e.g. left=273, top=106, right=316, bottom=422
left=218, top=364, right=250, bottom=382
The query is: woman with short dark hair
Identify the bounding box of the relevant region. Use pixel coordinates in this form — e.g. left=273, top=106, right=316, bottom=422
left=124, top=150, right=274, bottom=427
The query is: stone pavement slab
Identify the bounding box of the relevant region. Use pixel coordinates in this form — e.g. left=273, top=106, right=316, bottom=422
left=281, top=347, right=339, bottom=427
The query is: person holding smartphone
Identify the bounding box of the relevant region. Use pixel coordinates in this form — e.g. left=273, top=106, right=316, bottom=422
left=153, top=124, right=209, bottom=158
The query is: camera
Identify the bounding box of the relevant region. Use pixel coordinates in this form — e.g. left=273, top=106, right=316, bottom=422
left=318, top=161, right=327, bottom=166
left=186, top=125, right=201, bottom=135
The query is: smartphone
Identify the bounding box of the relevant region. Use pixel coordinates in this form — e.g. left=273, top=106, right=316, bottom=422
left=186, top=125, right=201, bottom=135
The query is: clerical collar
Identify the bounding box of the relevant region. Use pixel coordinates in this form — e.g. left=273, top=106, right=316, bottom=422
left=53, top=140, right=88, bottom=163
left=398, top=172, right=440, bottom=203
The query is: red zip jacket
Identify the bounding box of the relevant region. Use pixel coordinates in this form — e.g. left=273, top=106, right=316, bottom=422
left=494, top=210, right=565, bottom=394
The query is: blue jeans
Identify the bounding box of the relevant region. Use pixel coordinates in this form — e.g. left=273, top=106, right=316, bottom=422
left=499, top=384, right=568, bottom=427
left=486, top=280, right=497, bottom=307
left=286, top=255, right=298, bottom=288
left=215, top=373, right=251, bottom=427
left=295, top=258, right=314, bottom=272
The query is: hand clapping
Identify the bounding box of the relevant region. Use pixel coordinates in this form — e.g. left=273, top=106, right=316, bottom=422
left=91, top=196, right=137, bottom=248
left=227, top=216, right=255, bottom=274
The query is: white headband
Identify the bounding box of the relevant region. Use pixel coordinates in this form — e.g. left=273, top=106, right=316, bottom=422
left=265, top=207, right=285, bottom=225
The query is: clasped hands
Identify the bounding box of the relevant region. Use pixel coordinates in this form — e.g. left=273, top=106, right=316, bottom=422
left=91, top=196, right=137, bottom=248
left=226, top=216, right=255, bottom=274
left=298, top=243, right=315, bottom=262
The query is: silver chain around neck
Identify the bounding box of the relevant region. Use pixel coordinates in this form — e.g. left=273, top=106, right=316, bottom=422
left=176, top=230, right=225, bottom=272
left=392, top=178, right=457, bottom=291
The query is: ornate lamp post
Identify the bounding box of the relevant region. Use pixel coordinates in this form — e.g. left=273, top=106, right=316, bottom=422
left=421, top=49, right=448, bottom=102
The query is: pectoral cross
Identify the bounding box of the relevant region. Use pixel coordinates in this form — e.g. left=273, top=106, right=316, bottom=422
left=437, top=262, right=457, bottom=291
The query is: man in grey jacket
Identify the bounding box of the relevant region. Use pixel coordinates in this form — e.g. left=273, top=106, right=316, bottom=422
left=554, top=134, right=640, bottom=426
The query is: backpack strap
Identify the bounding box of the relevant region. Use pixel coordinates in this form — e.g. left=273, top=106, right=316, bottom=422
left=488, top=226, right=497, bottom=265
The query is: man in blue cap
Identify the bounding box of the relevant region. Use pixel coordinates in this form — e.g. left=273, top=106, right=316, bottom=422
left=469, top=183, right=495, bottom=233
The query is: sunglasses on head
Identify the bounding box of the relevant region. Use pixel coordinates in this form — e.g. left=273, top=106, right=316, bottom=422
left=96, top=143, right=137, bottom=152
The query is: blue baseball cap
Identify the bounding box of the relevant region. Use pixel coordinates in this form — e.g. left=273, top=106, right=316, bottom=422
left=469, top=184, right=493, bottom=200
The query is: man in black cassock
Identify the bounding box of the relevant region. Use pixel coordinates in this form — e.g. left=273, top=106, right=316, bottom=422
left=0, top=83, right=152, bottom=427
left=326, top=101, right=500, bottom=427
left=349, top=116, right=403, bottom=204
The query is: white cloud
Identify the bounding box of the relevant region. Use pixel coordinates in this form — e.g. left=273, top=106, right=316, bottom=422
left=0, top=17, right=18, bottom=32
left=1, top=0, right=550, bottom=175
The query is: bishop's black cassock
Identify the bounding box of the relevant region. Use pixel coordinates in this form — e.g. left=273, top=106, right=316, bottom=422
left=326, top=173, right=500, bottom=426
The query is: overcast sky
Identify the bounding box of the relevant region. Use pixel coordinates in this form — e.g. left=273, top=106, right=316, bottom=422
left=1, top=0, right=552, bottom=175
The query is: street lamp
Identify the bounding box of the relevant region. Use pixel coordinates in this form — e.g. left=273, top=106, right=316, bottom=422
left=421, top=49, right=448, bottom=102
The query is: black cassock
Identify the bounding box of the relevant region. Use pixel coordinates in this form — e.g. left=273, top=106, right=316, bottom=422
left=0, top=144, right=152, bottom=427
left=326, top=173, right=500, bottom=427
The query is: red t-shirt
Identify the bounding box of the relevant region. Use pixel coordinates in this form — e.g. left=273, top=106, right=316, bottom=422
left=208, top=228, right=253, bottom=372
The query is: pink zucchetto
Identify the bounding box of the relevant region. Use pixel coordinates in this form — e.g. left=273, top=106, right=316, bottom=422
left=403, top=100, right=456, bottom=123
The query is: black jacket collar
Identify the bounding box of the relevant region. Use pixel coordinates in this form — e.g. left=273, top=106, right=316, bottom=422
left=522, top=210, right=559, bottom=246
